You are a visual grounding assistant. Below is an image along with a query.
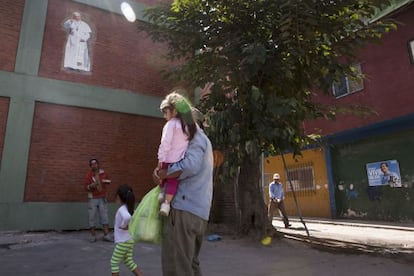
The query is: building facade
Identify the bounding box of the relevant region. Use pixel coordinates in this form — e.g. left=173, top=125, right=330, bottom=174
left=265, top=1, right=414, bottom=222
left=0, top=0, right=173, bottom=231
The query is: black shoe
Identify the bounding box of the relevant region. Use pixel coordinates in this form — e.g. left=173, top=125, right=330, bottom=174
left=285, top=224, right=292, bottom=229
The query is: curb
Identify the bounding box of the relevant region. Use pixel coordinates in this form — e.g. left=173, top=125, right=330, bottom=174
left=288, top=217, right=414, bottom=232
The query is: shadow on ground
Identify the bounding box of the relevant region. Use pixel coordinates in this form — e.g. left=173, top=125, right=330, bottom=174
left=281, top=232, right=414, bottom=264
left=207, top=223, right=413, bottom=264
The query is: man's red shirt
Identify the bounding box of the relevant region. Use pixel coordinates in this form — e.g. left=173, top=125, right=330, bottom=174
left=84, top=169, right=111, bottom=199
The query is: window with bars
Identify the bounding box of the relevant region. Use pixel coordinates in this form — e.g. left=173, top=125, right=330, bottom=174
left=285, top=163, right=315, bottom=192
left=332, top=64, right=364, bottom=98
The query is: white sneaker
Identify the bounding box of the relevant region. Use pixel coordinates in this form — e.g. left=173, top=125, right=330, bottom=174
left=160, top=202, right=170, bottom=216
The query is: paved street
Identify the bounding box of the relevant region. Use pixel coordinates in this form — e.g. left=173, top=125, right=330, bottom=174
left=0, top=219, right=413, bottom=276
left=273, top=217, right=414, bottom=255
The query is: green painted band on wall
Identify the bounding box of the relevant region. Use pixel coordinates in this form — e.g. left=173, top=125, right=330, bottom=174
left=0, top=71, right=163, bottom=118
left=15, top=0, right=48, bottom=75
left=0, top=202, right=119, bottom=231
left=0, top=98, right=35, bottom=203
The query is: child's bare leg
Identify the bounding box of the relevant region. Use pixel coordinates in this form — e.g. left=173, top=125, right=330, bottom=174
left=112, top=273, right=119, bottom=276
left=165, top=193, right=173, bottom=203
left=133, top=267, right=143, bottom=276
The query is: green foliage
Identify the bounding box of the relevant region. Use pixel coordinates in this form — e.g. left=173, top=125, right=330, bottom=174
left=139, top=0, right=395, bottom=168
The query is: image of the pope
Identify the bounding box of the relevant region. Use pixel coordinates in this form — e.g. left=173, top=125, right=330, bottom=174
left=63, top=11, right=92, bottom=72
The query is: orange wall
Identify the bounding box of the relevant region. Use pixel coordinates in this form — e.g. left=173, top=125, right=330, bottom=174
left=264, top=148, right=331, bottom=218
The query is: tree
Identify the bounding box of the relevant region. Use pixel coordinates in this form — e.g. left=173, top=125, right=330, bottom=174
left=138, top=0, right=396, bottom=239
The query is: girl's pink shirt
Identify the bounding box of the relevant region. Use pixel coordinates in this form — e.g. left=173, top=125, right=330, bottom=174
left=157, top=118, right=189, bottom=163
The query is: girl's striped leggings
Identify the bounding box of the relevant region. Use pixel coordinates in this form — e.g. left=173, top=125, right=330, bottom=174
left=110, top=240, right=138, bottom=273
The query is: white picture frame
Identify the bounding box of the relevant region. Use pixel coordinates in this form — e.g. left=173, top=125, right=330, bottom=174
left=408, top=39, right=414, bottom=64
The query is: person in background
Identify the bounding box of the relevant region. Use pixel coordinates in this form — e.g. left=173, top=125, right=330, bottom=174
left=268, top=173, right=291, bottom=229
left=153, top=95, right=214, bottom=276
left=110, top=184, right=143, bottom=276
left=157, top=91, right=197, bottom=216
left=84, top=158, right=113, bottom=242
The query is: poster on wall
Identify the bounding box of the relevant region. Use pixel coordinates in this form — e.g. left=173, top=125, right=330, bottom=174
left=62, top=11, right=92, bottom=72
left=366, top=160, right=402, bottom=188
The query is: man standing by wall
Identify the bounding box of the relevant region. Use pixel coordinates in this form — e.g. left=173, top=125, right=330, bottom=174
left=63, top=11, right=92, bottom=72
left=268, top=173, right=291, bottom=229
left=84, top=158, right=113, bottom=242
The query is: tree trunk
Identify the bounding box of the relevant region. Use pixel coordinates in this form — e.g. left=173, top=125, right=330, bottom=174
left=237, top=156, right=273, bottom=239
left=209, top=164, right=238, bottom=226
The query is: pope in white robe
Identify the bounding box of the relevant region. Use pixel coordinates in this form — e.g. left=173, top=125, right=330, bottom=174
left=63, top=12, right=92, bottom=72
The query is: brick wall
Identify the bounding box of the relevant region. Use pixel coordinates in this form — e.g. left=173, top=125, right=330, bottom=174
left=24, top=102, right=164, bottom=202
left=305, top=7, right=414, bottom=135
left=0, top=0, right=24, bottom=72
left=0, top=97, right=10, bottom=162
left=25, top=0, right=174, bottom=202
left=39, top=0, right=173, bottom=97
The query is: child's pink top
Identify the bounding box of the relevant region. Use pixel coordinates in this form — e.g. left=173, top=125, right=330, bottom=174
left=157, top=118, right=189, bottom=163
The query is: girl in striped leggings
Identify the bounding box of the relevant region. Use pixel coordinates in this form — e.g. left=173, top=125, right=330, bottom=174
left=110, top=184, right=143, bottom=276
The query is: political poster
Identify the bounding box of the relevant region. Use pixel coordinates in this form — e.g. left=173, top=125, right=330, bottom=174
left=366, top=160, right=401, bottom=187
